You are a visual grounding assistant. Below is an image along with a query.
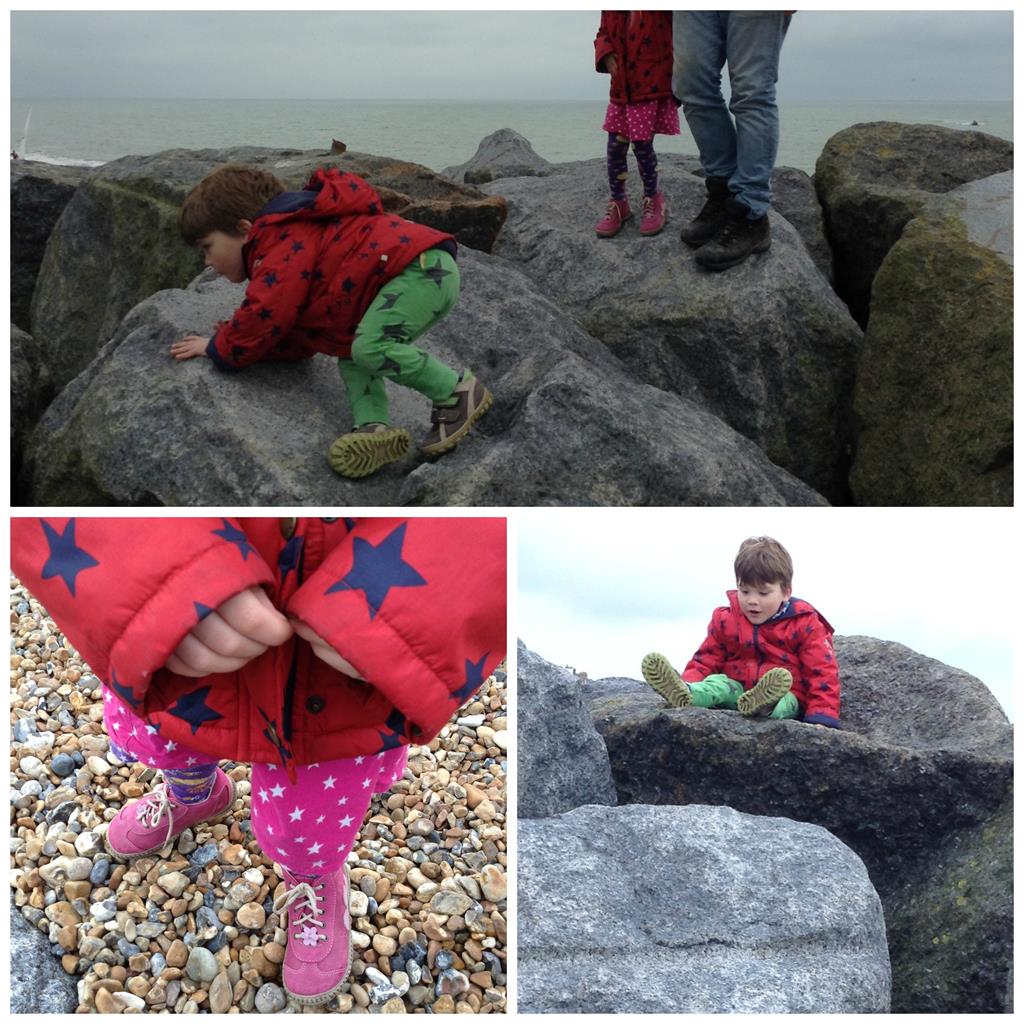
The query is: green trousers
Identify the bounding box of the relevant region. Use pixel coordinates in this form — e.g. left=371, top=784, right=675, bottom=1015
left=692, top=674, right=799, bottom=719
left=338, top=249, right=461, bottom=427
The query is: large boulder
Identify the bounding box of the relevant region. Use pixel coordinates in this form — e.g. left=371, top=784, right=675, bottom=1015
left=11, top=159, right=91, bottom=331
left=850, top=175, right=1013, bottom=505
left=815, top=122, right=1013, bottom=325
left=517, top=641, right=616, bottom=819
left=27, top=147, right=507, bottom=394
left=770, top=165, right=833, bottom=282
left=588, top=636, right=1013, bottom=1012
left=518, top=803, right=891, bottom=1013
left=484, top=159, right=862, bottom=501
left=20, top=250, right=827, bottom=507
left=11, top=323, right=50, bottom=491
left=10, top=896, right=80, bottom=1012
left=443, top=128, right=555, bottom=185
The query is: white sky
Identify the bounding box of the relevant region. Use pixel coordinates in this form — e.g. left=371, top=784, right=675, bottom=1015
left=517, top=507, right=1016, bottom=719
left=10, top=10, right=1014, bottom=102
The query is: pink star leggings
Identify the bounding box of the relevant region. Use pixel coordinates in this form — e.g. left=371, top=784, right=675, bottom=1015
left=103, top=684, right=408, bottom=875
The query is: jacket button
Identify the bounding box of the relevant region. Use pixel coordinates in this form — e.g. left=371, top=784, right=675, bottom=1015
left=279, top=517, right=297, bottom=539
left=305, top=695, right=326, bottom=714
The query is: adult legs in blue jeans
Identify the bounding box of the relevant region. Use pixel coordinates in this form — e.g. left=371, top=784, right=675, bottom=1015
left=673, top=11, right=791, bottom=219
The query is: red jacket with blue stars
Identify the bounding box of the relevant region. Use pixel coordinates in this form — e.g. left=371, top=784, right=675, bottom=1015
left=683, top=591, right=841, bottom=727
left=206, top=168, right=456, bottom=369
left=595, top=11, right=676, bottom=105
left=11, top=517, right=506, bottom=777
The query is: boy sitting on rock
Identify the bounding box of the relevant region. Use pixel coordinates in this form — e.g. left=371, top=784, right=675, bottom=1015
left=172, top=164, right=491, bottom=478
left=641, top=536, right=841, bottom=728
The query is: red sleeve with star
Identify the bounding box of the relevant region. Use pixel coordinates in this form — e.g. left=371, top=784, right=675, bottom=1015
left=595, top=12, right=618, bottom=72
left=286, top=518, right=507, bottom=743
left=10, top=517, right=275, bottom=702
left=797, top=615, right=842, bottom=726
left=682, top=609, right=729, bottom=682
left=209, top=229, right=318, bottom=370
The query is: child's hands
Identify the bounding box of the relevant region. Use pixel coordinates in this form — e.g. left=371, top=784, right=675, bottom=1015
left=170, top=335, right=210, bottom=360
left=165, top=587, right=293, bottom=676
left=603, top=54, right=619, bottom=76
left=289, top=618, right=367, bottom=680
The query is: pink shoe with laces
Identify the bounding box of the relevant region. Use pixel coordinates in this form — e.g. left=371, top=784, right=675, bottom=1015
left=103, top=768, right=235, bottom=860
left=595, top=196, right=632, bottom=238
left=640, top=191, right=667, bottom=236
left=273, top=865, right=352, bottom=1006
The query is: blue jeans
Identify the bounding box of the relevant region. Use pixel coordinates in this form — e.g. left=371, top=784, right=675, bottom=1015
left=673, top=11, right=791, bottom=219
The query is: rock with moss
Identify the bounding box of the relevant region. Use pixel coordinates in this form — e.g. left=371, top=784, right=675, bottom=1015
left=850, top=172, right=1012, bottom=506
left=20, top=251, right=827, bottom=507
left=519, top=803, right=891, bottom=1013
left=815, top=121, right=1012, bottom=325
left=27, top=146, right=506, bottom=394
left=484, top=158, right=862, bottom=501
left=11, top=159, right=92, bottom=331
left=585, top=636, right=1012, bottom=1012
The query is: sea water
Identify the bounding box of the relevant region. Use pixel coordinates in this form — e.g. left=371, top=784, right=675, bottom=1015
left=9, top=97, right=1013, bottom=174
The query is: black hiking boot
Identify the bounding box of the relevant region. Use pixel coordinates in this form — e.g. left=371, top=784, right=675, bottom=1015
left=679, top=176, right=731, bottom=248
left=694, top=197, right=771, bottom=271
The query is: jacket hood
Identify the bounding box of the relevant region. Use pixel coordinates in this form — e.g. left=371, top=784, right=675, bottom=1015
left=726, top=589, right=835, bottom=634
left=255, top=167, right=381, bottom=224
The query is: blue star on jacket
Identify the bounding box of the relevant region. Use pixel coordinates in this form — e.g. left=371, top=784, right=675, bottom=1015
left=109, top=668, right=141, bottom=709
left=451, top=652, right=488, bottom=704
left=40, top=518, right=100, bottom=597
left=377, top=707, right=409, bottom=752
left=212, top=519, right=255, bottom=561
left=194, top=602, right=214, bottom=621
left=278, top=536, right=304, bottom=586
left=168, top=687, right=224, bottom=735
left=325, top=522, right=426, bottom=619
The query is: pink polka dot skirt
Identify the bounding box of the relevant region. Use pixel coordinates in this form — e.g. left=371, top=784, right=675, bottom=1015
left=603, top=97, right=681, bottom=142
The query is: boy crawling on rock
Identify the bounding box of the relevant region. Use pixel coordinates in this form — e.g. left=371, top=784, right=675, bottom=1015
left=641, top=536, right=841, bottom=728
left=172, top=165, right=491, bottom=478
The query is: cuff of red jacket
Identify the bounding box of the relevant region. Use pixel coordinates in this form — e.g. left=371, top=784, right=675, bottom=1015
left=803, top=712, right=841, bottom=728
left=206, top=332, right=241, bottom=372
left=107, top=540, right=275, bottom=697
left=286, top=592, right=468, bottom=746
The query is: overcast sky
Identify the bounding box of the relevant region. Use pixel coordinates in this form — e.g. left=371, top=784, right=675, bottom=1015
left=10, top=10, right=1013, bottom=103
left=517, top=507, right=1015, bottom=719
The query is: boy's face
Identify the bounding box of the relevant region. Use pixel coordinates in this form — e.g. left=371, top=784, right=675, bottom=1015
left=197, top=222, right=251, bottom=283
left=736, top=579, right=791, bottom=625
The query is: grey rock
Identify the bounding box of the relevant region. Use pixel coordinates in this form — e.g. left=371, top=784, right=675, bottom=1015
left=770, top=165, right=834, bottom=282
left=190, top=841, right=219, bottom=867
left=587, top=635, right=1012, bottom=1012
left=849, top=172, right=1013, bottom=506
left=518, top=803, right=890, bottom=1013
left=50, top=753, right=75, bottom=778
left=11, top=323, right=50, bottom=493
left=22, top=250, right=825, bottom=507
left=255, top=982, right=287, bottom=1013
left=88, top=859, right=110, bottom=885
left=10, top=895, right=79, bottom=1012
left=815, top=121, right=1013, bottom=325
left=443, top=128, right=555, bottom=185
left=11, top=159, right=91, bottom=331
left=12, top=715, right=36, bottom=743
left=185, top=945, right=219, bottom=983
left=66, top=857, right=93, bottom=882
left=517, top=640, right=616, bottom=819
left=485, top=159, right=861, bottom=500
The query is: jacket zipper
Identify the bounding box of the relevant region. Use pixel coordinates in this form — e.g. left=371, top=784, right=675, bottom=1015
left=752, top=625, right=763, bottom=683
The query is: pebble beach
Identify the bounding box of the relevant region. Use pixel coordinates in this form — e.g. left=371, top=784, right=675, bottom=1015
left=9, top=577, right=508, bottom=1014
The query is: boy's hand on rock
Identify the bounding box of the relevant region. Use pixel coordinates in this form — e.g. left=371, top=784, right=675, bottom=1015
left=171, top=335, right=210, bottom=360
left=166, top=587, right=293, bottom=676
left=289, top=618, right=367, bottom=680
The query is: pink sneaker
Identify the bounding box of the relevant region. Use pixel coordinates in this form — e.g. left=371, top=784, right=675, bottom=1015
left=273, top=865, right=352, bottom=1006
left=595, top=197, right=632, bottom=238
left=104, top=769, right=235, bottom=860
left=640, top=192, right=667, bottom=236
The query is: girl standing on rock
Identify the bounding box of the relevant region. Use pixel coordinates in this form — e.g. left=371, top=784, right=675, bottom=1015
left=594, top=10, right=680, bottom=238
left=11, top=516, right=506, bottom=1008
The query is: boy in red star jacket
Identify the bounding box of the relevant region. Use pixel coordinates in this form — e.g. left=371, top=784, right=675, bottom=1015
left=593, top=11, right=679, bottom=237
left=11, top=515, right=506, bottom=1005
left=171, top=164, right=492, bottom=479
left=641, top=536, right=841, bottom=728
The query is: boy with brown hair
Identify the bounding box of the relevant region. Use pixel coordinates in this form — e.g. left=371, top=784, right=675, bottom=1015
left=641, top=536, right=841, bottom=728
left=172, top=164, right=491, bottom=478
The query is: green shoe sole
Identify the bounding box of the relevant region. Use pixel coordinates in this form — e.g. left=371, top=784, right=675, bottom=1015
left=640, top=652, right=691, bottom=708
left=329, top=427, right=410, bottom=478
left=737, top=667, right=793, bottom=717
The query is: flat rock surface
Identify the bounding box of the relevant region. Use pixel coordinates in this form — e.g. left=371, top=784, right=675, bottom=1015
left=519, top=803, right=890, bottom=1013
